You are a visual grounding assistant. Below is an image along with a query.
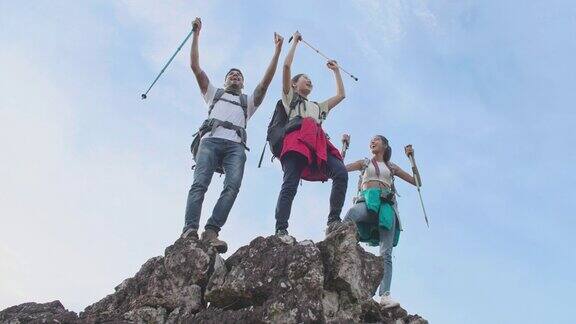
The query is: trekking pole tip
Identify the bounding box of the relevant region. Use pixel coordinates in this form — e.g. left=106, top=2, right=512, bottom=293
left=141, top=94, right=147, bottom=100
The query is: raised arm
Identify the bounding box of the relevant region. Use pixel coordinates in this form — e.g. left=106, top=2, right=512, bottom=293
left=283, top=31, right=301, bottom=95
left=189, top=17, right=210, bottom=95
left=253, top=33, right=284, bottom=107
left=322, top=60, right=346, bottom=110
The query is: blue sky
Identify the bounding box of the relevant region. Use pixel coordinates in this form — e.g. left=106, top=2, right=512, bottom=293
left=1, top=1, right=575, bottom=323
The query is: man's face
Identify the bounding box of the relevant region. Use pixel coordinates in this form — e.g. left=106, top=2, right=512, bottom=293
left=225, top=70, right=244, bottom=90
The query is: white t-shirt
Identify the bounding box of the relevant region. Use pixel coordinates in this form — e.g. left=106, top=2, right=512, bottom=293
left=201, top=83, right=258, bottom=143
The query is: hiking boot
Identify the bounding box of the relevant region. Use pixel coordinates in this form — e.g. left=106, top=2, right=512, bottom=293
left=181, top=228, right=198, bottom=240
left=379, top=293, right=400, bottom=309
left=325, top=220, right=345, bottom=236
left=201, top=228, right=228, bottom=253
left=275, top=229, right=295, bottom=244
left=275, top=229, right=289, bottom=236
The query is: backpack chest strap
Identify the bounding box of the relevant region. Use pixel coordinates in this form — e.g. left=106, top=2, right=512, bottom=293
left=198, top=118, right=249, bottom=150
left=208, top=88, right=249, bottom=126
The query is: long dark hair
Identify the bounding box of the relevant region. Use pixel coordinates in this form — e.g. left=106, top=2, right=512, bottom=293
left=375, top=135, right=392, bottom=162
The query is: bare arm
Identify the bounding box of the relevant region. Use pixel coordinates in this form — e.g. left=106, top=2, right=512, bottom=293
left=253, top=33, right=284, bottom=107
left=322, top=60, right=346, bottom=110
left=391, top=163, right=418, bottom=186
left=283, top=31, right=301, bottom=95
left=346, top=160, right=364, bottom=172
left=189, top=17, right=209, bottom=95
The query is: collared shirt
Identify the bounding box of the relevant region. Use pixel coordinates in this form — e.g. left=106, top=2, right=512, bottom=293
left=281, top=87, right=329, bottom=123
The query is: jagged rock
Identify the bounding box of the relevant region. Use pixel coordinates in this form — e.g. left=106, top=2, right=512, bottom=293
left=204, top=235, right=325, bottom=322
left=318, top=222, right=384, bottom=301
left=0, top=300, right=78, bottom=323
left=80, top=236, right=217, bottom=323
left=1, top=222, right=427, bottom=324
left=317, top=221, right=385, bottom=321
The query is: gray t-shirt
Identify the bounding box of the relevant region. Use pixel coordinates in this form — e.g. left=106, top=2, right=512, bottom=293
left=201, top=83, right=258, bottom=143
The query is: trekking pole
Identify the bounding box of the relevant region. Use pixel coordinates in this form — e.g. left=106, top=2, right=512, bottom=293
left=257, top=142, right=267, bottom=168
left=405, top=145, right=429, bottom=228
left=289, top=36, right=358, bottom=81
left=141, top=24, right=197, bottom=99
left=341, top=134, right=350, bottom=158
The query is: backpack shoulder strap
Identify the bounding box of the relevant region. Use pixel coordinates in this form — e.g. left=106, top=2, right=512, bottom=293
left=289, top=93, right=304, bottom=117
left=385, top=161, right=396, bottom=177
left=311, top=101, right=327, bottom=121
left=360, top=158, right=370, bottom=174
left=208, top=88, right=227, bottom=116
left=356, top=158, right=371, bottom=193
left=239, top=94, right=248, bottom=125
left=385, top=161, right=399, bottom=196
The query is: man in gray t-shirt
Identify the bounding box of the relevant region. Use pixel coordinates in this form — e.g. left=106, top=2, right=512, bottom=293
left=182, top=17, right=283, bottom=253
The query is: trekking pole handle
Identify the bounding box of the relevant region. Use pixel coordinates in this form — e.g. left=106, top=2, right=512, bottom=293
left=341, top=134, right=350, bottom=158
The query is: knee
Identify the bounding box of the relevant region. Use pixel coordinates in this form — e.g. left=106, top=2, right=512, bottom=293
left=280, top=184, right=298, bottom=197
left=343, top=208, right=354, bottom=222
left=332, top=165, right=348, bottom=183
left=381, top=247, right=393, bottom=265
left=189, top=183, right=208, bottom=197
left=191, top=166, right=213, bottom=189
left=281, top=176, right=300, bottom=192
left=223, top=181, right=241, bottom=196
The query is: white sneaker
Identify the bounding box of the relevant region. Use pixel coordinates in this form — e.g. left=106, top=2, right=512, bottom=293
left=379, top=294, right=400, bottom=309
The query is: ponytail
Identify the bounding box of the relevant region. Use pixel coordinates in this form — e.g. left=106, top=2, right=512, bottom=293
left=376, top=135, right=392, bottom=162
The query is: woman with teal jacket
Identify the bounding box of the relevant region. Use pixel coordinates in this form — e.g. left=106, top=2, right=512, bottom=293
left=342, top=134, right=421, bottom=309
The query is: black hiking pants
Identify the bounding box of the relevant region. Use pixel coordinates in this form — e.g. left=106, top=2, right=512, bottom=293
left=274, top=152, right=348, bottom=231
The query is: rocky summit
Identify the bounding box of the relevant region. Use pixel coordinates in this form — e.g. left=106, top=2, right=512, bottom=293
left=1, top=222, right=428, bottom=323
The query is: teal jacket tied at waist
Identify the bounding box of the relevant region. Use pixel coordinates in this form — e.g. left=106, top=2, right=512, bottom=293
left=356, top=188, right=401, bottom=247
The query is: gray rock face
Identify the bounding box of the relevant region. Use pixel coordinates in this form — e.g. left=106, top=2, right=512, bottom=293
left=319, top=222, right=384, bottom=301
left=204, top=235, right=325, bottom=323
left=1, top=223, right=428, bottom=323
left=0, top=300, right=78, bottom=324
left=80, top=236, right=216, bottom=323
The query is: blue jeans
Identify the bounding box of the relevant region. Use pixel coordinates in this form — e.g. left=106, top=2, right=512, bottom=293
left=183, top=137, right=246, bottom=233
left=275, top=152, right=348, bottom=231
left=344, top=202, right=397, bottom=296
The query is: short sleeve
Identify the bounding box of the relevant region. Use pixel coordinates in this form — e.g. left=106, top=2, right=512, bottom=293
left=317, top=101, right=330, bottom=119
left=246, top=93, right=257, bottom=120
left=281, top=87, right=294, bottom=115
left=202, top=83, right=217, bottom=105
